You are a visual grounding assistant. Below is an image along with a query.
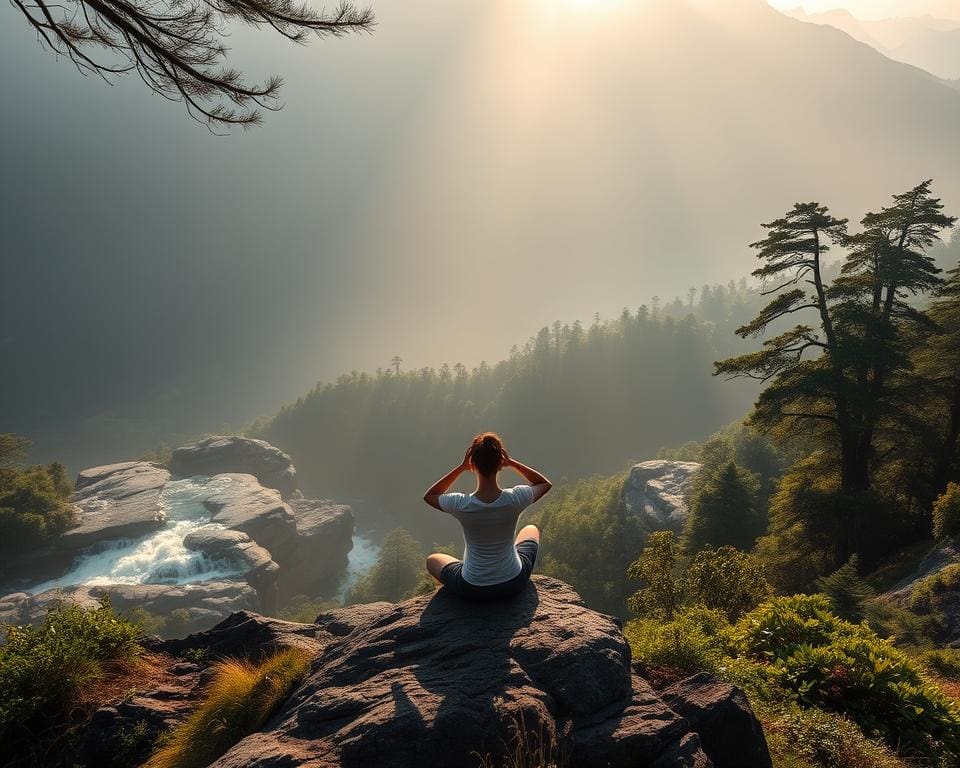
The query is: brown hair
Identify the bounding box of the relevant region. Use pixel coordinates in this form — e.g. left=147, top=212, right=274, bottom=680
left=468, top=432, right=505, bottom=477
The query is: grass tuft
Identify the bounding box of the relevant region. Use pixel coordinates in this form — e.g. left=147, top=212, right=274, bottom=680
left=144, top=647, right=312, bottom=768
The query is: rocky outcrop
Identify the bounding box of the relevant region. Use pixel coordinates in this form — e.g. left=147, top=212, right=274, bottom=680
left=624, top=460, right=702, bottom=533
left=183, top=529, right=280, bottom=614
left=662, top=673, right=772, bottom=768
left=66, top=461, right=171, bottom=548
left=0, top=581, right=257, bottom=636
left=189, top=576, right=770, bottom=768
left=885, top=538, right=960, bottom=645
left=1, top=461, right=172, bottom=589
left=154, top=610, right=328, bottom=659
left=171, top=436, right=299, bottom=498
left=287, top=498, right=355, bottom=594
left=201, top=474, right=300, bottom=566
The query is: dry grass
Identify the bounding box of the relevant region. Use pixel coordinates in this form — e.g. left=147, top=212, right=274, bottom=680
left=144, top=647, right=312, bottom=768
left=474, top=713, right=569, bottom=768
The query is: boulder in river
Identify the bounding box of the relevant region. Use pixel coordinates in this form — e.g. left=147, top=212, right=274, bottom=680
left=66, top=461, right=171, bottom=548
left=201, top=474, right=300, bottom=566
left=171, top=436, right=299, bottom=498
left=183, top=529, right=280, bottom=614
left=286, top=498, right=355, bottom=595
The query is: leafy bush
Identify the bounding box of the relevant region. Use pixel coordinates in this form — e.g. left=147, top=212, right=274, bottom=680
left=0, top=464, right=75, bottom=558
left=627, top=532, right=770, bottom=622
left=625, top=606, right=728, bottom=675
left=910, top=563, right=960, bottom=615
left=933, top=483, right=960, bottom=542
left=732, top=595, right=960, bottom=761
left=0, top=597, right=141, bottom=744
left=144, top=647, right=312, bottom=768
left=685, top=545, right=771, bottom=621
left=626, top=531, right=685, bottom=619
left=762, top=706, right=909, bottom=768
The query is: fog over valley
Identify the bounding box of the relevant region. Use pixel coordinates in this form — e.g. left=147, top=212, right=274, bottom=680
left=2, top=0, right=959, bottom=468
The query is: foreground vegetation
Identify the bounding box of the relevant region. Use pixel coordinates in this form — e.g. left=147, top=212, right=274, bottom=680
left=144, top=648, right=312, bottom=768
left=0, top=597, right=142, bottom=764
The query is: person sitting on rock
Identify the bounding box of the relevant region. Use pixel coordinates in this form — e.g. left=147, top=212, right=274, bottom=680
left=423, top=432, right=551, bottom=600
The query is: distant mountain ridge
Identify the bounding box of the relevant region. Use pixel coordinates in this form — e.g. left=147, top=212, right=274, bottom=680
left=782, top=6, right=960, bottom=79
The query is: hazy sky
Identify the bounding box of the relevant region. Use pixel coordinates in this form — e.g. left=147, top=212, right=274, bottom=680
left=2, top=0, right=959, bottom=466
left=767, top=0, right=960, bottom=20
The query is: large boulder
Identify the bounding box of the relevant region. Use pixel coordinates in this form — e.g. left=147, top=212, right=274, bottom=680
left=662, top=673, right=772, bottom=768
left=201, top=577, right=770, bottom=768
left=624, top=460, right=702, bottom=533
left=183, top=529, right=280, bottom=614
left=171, top=436, right=298, bottom=498
left=286, top=498, right=355, bottom=595
left=201, top=474, right=300, bottom=566
left=65, top=461, right=171, bottom=548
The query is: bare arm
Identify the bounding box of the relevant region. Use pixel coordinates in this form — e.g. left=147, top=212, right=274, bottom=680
left=505, top=456, right=552, bottom=502
left=423, top=449, right=472, bottom=511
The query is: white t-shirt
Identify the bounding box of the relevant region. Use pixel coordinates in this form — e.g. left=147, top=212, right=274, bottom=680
left=438, top=484, right=537, bottom=586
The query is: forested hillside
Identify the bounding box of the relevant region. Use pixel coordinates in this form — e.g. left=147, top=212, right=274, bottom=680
left=260, top=283, right=762, bottom=541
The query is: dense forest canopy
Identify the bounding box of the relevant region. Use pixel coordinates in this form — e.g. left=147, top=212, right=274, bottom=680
left=260, top=282, right=764, bottom=542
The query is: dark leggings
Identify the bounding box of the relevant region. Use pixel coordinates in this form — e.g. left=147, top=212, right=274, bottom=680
left=438, top=539, right=538, bottom=601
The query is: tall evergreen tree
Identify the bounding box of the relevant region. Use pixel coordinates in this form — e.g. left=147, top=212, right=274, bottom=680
left=683, top=461, right=763, bottom=552
left=917, top=265, right=960, bottom=495
left=716, top=182, right=955, bottom=562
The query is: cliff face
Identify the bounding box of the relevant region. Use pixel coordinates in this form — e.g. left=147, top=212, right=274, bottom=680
left=88, top=577, right=770, bottom=768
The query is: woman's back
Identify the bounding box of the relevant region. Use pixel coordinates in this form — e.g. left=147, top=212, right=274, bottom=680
left=439, top=485, right=536, bottom=586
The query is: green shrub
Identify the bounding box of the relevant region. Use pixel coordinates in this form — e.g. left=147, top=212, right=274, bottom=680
left=920, top=648, right=960, bottom=681
left=910, top=563, right=960, bottom=615
left=626, top=530, right=684, bottom=619
left=763, top=706, right=909, bottom=768
left=625, top=606, right=729, bottom=674
left=277, top=594, right=340, bottom=623
left=732, top=595, right=960, bottom=761
left=933, top=483, right=960, bottom=541
left=685, top=545, right=771, bottom=621
left=0, top=464, right=75, bottom=558
left=0, top=597, right=141, bottom=744
left=144, top=647, right=312, bottom=768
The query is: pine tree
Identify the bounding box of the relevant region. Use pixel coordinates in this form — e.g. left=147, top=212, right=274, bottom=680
left=684, top=461, right=763, bottom=552
left=917, top=265, right=960, bottom=495
left=716, top=182, right=955, bottom=563
left=815, top=555, right=875, bottom=622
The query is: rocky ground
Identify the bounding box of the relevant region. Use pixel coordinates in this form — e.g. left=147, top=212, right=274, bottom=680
left=81, top=576, right=770, bottom=768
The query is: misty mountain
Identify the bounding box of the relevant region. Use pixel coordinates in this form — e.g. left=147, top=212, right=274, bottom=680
left=3, top=0, right=960, bottom=471
left=783, top=7, right=960, bottom=79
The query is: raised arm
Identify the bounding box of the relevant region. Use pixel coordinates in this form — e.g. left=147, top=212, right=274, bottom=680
left=423, top=448, right=472, bottom=511
left=504, top=455, right=552, bottom=502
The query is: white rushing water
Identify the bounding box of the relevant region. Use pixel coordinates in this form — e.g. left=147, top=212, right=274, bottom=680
left=336, top=533, right=380, bottom=602
left=28, top=477, right=244, bottom=594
